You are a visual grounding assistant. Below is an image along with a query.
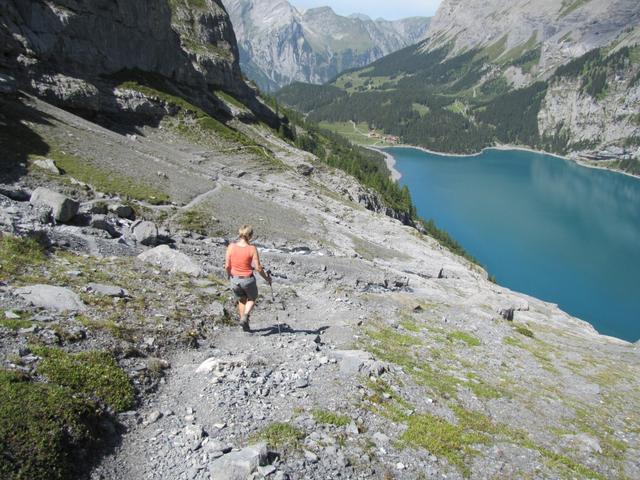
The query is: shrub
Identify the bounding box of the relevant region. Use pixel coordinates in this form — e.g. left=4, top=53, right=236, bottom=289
left=33, top=347, right=135, bottom=412
left=0, top=370, right=103, bottom=480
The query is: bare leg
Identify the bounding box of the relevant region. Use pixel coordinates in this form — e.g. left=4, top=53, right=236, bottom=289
left=237, top=298, right=247, bottom=319
left=244, top=300, right=256, bottom=318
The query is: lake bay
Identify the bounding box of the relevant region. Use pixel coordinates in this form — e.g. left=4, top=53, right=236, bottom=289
left=386, top=147, right=640, bottom=342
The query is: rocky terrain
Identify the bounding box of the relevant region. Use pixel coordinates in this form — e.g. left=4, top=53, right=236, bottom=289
left=1, top=1, right=640, bottom=480
left=223, top=0, right=430, bottom=91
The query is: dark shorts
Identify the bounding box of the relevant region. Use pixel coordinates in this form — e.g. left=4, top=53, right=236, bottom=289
left=230, top=275, right=258, bottom=301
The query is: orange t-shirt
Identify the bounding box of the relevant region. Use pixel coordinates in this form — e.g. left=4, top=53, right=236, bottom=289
left=228, top=243, right=254, bottom=277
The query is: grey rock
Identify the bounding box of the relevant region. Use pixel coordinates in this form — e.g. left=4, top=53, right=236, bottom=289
left=138, top=245, right=203, bottom=277
left=296, top=163, right=315, bottom=176
left=14, top=285, right=86, bottom=312
left=209, top=442, right=268, bottom=480
left=4, top=310, right=21, bottom=320
left=89, top=215, right=119, bottom=238
left=30, top=187, right=79, bottom=223
left=258, top=465, right=276, bottom=477
left=295, top=378, right=309, bottom=388
left=304, top=450, right=319, bottom=463
left=0, top=186, right=31, bottom=202
left=109, top=204, right=134, bottom=219
left=87, top=282, right=128, bottom=298
left=33, top=158, right=61, bottom=175
left=184, top=424, right=205, bottom=440
left=144, top=410, right=162, bottom=425
left=330, top=350, right=374, bottom=375
left=130, top=220, right=158, bottom=246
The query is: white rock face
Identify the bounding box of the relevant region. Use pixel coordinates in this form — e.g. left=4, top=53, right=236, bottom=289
left=14, top=285, right=86, bottom=312
left=539, top=77, right=640, bottom=149
left=223, top=0, right=431, bottom=90
left=425, top=0, right=640, bottom=77
left=138, top=245, right=203, bottom=277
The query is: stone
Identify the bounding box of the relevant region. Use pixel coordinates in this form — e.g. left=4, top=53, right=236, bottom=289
left=14, top=285, right=86, bottom=312
left=109, top=204, right=134, bottom=219
left=296, top=163, right=315, bottom=176
left=144, top=410, right=162, bottom=425
left=138, top=245, right=203, bottom=277
left=304, top=450, right=319, bottom=463
left=130, top=220, right=158, bottom=246
left=30, top=187, right=79, bottom=223
left=258, top=465, right=276, bottom=477
left=330, top=350, right=374, bottom=375
left=90, top=215, right=119, bottom=238
left=184, top=424, right=205, bottom=440
left=33, top=158, right=60, bottom=175
left=209, top=442, right=268, bottom=480
left=4, top=310, right=21, bottom=320
left=87, top=282, right=128, bottom=298
left=372, top=432, right=389, bottom=446
left=0, top=186, right=31, bottom=201
left=295, top=378, right=309, bottom=389
left=499, top=307, right=515, bottom=321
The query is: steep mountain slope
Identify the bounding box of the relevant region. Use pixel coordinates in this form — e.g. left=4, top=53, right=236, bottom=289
left=223, top=0, right=431, bottom=91
left=0, top=0, right=277, bottom=126
left=1, top=0, right=640, bottom=479
left=277, top=0, right=640, bottom=173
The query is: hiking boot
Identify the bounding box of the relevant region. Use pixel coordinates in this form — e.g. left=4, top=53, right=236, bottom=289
left=240, top=314, right=250, bottom=332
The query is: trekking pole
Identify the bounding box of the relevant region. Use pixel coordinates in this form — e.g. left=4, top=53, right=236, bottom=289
left=267, top=270, right=281, bottom=335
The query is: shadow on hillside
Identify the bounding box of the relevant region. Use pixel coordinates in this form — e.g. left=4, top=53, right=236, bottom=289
left=252, top=324, right=330, bottom=338
left=0, top=94, right=54, bottom=183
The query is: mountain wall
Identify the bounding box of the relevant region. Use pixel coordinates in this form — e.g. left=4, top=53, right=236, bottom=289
left=0, top=0, right=276, bottom=124
left=223, top=0, right=430, bottom=91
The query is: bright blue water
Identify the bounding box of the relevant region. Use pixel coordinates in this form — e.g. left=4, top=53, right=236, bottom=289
left=386, top=147, right=640, bottom=343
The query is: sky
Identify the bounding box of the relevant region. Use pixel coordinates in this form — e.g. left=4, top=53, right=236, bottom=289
left=289, top=0, right=443, bottom=21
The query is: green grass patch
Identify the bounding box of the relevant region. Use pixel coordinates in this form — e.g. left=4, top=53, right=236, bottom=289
left=503, top=336, right=524, bottom=348
left=0, top=234, right=47, bottom=279
left=447, top=331, right=481, bottom=347
left=401, top=411, right=488, bottom=477
left=515, top=325, right=535, bottom=338
left=176, top=208, right=219, bottom=236
left=33, top=347, right=134, bottom=412
left=214, top=90, right=247, bottom=110
left=312, top=410, right=351, bottom=427
left=45, top=150, right=169, bottom=205
left=253, top=423, right=305, bottom=451
left=0, top=369, right=104, bottom=480
left=0, top=311, right=33, bottom=331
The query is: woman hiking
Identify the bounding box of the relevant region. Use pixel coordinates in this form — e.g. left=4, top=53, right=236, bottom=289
left=224, top=225, right=272, bottom=332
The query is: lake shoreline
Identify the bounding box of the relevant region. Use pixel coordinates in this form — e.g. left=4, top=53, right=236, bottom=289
left=381, top=143, right=640, bottom=182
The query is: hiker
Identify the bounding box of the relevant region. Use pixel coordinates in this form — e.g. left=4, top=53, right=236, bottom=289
left=224, top=225, right=272, bottom=331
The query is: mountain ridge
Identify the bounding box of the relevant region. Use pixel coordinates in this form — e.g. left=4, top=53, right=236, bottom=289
left=223, top=0, right=431, bottom=91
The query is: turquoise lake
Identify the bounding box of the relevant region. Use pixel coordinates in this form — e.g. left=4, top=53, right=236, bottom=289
left=385, top=147, right=640, bottom=343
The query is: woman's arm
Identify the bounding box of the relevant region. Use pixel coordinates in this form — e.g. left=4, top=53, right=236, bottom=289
left=252, top=247, right=272, bottom=284
left=224, top=245, right=232, bottom=278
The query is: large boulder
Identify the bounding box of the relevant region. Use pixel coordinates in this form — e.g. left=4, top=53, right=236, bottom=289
left=30, top=187, right=79, bottom=223
left=209, top=442, right=268, bottom=480
left=108, top=203, right=134, bottom=219
left=130, top=220, right=158, bottom=246
left=14, top=285, right=86, bottom=312
left=138, top=245, right=203, bottom=277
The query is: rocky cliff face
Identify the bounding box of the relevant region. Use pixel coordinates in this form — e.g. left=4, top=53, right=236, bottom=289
left=0, top=0, right=275, bottom=123
left=223, top=0, right=430, bottom=91
left=422, top=0, right=640, bottom=158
